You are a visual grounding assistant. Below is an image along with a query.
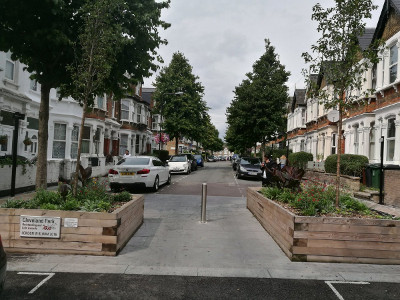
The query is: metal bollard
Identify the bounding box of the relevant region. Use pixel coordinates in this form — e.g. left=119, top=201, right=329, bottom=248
left=201, top=183, right=207, bottom=223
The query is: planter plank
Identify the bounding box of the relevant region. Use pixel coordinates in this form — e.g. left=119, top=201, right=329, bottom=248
left=247, top=187, right=400, bottom=264
left=1, top=195, right=144, bottom=256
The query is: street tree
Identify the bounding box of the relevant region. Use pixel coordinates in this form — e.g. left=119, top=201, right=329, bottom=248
left=0, top=0, right=170, bottom=189
left=302, top=0, right=381, bottom=206
left=201, top=117, right=224, bottom=153
left=226, top=39, right=289, bottom=156
left=61, top=0, right=124, bottom=195
left=153, top=52, right=208, bottom=155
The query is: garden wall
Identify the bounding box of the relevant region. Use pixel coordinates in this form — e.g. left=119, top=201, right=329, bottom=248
left=384, top=169, right=400, bottom=207
left=304, top=170, right=360, bottom=192
left=247, top=187, right=400, bottom=264
left=0, top=161, right=60, bottom=196
left=0, top=195, right=144, bottom=256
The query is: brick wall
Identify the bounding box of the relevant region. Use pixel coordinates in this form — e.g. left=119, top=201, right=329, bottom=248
left=384, top=169, right=400, bottom=207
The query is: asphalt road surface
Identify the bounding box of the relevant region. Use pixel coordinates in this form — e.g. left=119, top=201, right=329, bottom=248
left=3, top=272, right=400, bottom=299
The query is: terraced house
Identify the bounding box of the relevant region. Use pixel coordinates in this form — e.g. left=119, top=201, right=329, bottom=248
left=287, top=0, right=400, bottom=166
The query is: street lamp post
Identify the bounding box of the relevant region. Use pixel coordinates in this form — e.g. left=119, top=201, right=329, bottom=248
left=157, top=91, right=183, bottom=151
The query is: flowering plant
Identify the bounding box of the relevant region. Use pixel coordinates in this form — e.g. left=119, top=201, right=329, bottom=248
left=154, top=133, right=170, bottom=144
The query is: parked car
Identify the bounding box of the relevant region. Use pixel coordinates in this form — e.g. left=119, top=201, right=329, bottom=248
left=168, top=155, right=192, bottom=174
left=194, top=154, right=204, bottom=167
left=207, top=155, right=216, bottom=162
left=181, top=153, right=198, bottom=171
left=235, top=157, right=262, bottom=179
left=108, top=156, right=171, bottom=192
left=232, top=155, right=240, bottom=171
left=0, top=234, right=6, bottom=294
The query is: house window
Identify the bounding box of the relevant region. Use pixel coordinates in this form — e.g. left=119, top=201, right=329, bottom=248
left=135, top=135, right=140, bottom=154
left=81, top=126, right=91, bottom=154
left=331, top=133, right=337, bottom=155
left=111, top=100, right=115, bottom=118
left=369, top=122, right=375, bottom=159
left=301, top=110, right=306, bottom=126
left=70, top=125, right=79, bottom=159
left=30, top=79, right=37, bottom=91
left=97, top=95, right=104, bottom=110
left=137, top=106, right=142, bottom=123
left=390, top=44, right=398, bottom=84
left=1, top=135, right=8, bottom=152
left=94, top=127, right=101, bottom=154
left=5, top=52, right=15, bottom=81
left=52, top=123, right=66, bottom=158
left=121, top=100, right=129, bottom=120
left=119, top=134, right=128, bottom=155
left=371, top=64, right=377, bottom=90
left=354, top=125, right=359, bottom=154
left=300, top=140, right=305, bottom=152
left=31, top=135, right=37, bottom=154
left=387, top=118, right=396, bottom=161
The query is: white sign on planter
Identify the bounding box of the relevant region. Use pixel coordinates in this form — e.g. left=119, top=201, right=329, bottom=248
left=20, top=215, right=61, bottom=238
left=64, top=218, right=78, bottom=228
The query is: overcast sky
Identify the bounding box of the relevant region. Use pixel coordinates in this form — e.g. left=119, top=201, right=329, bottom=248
left=144, top=0, right=383, bottom=139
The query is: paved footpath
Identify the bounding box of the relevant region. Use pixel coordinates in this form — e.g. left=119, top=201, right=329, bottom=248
left=6, top=193, right=400, bottom=283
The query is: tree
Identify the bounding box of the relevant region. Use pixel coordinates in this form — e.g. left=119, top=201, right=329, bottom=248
left=61, top=0, right=124, bottom=195
left=153, top=52, right=208, bottom=155
left=201, top=117, right=224, bottom=153
left=302, top=0, right=381, bottom=206
left=0, top=0, right=170, bottom=189
left=225, top=39, right=289, bottom=156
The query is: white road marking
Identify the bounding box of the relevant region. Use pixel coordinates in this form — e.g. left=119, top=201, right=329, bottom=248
left=325, top=281, right=370, bottom=300
left=18, top=272, right=55, bottom=294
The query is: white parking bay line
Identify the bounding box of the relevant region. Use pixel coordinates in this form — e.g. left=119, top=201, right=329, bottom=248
left=325, top=281, right=370, bottom=300
left=18, top=272, right=55, bottom=294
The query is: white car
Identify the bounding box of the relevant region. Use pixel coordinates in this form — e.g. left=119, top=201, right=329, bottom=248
left=168, top=155, right=191, bottom=174
left=108, top=156, right=171, bottom=192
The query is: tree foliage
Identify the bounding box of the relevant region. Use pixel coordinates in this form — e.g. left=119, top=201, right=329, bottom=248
left=225, top=39, right=290, bottom=155
left=153, top=52, right=209, bottom=154
left=0, top=0, right=170, bottom=189
left=201, top=116, right=224, bottom=152
left=302, top=0, right=381, bottom=206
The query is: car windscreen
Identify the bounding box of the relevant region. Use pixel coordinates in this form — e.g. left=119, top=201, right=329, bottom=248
left=117, top=157, right=150, bottom=165
left=194, top=155, right=202, bottom=159
left=240, top=158, right=260, bottom=165
left=170, top=156, right=186, bottom=162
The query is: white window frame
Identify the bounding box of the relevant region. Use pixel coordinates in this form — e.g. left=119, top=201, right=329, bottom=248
left=331, top=133, right=337, bottom=155
left=369, top=122, right=375, bottom=159
left=81, top=126, right=91, bottom=154
left=354, top=125, right=360, bottom=155
left=121, top=99, right=130, bottom=121
left=70, top=125, right=79, bottom=159
left=119, top=134, right=128, bottom=155
left=30, top=79, right=37, bottom=91
left=94, top=127, right=101, bottom=154
left=389, top=44, right=398, bottom=84
left=137, top=105, right=142, bottom=123
left=97, top=95, right=105, bottom=110
left=52, top=123, right=67, bottom=159
left=386, top=118, right=396, bottom=161
left=5, top=52, right=15, bottom=81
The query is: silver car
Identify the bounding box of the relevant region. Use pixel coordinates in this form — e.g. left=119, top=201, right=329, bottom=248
left=108, top=156, right=171, bottom=192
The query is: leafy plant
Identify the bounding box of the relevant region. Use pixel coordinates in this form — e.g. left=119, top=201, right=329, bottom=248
left=264, top=165, right=305, bottom=191
left=289, top=152, right=313, bottom=169
left=325, top=154, right=368, bottom=177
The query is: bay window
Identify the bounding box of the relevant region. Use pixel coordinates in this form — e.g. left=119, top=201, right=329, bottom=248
left=5, top=52, right=15, bottom=81
left=121, top=99, right=130, bottom=120
left=52, top=123, right=66, bottom=158
left=369, top=122, right=375, bottom=159
left=81, top=126, right=91, bottom=154
left=389, top=44, right=398, bottom=84
left=387, top=118, right=396, bottom=161
left=71, top=125, right=79, bottom=159
left=119, top=134, right=128, bottom=155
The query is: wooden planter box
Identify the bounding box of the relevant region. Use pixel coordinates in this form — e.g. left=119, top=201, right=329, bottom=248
left=0, top=195, right=144, bottom=256
left=247, top=187, right=400, bottom=264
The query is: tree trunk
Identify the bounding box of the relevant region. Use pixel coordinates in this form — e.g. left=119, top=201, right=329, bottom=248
left=261, top=136, right=266, bottom=159
left=175, top=135, right=179, bottom=155
left=335, top=103, right=343, bottom=207
left=73, top=101, right=88, bottom=196
left=35, top=84, right=51, bottom=190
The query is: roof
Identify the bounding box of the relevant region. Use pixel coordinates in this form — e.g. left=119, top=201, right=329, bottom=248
left=290, top=89, right=306, bottom=112
left=141, top=88, right=155, bottom=105
left=373, top=0, right=400, bottom=41
left=358, top=28, right=375, bottom=51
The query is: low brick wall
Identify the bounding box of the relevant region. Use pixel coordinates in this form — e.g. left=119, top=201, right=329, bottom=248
left=0, top=195, right=144, bottom=256
left=304, top=170, right=360, bottom=192
left=384, top=169, right=400, bottom=207
left=247, top=187, right=400, bottom=264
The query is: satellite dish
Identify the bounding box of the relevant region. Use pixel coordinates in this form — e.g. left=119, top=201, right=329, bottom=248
left=327, top=110, right=340, bottom=123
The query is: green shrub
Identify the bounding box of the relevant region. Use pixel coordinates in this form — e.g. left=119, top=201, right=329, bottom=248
left=288, top=152, right=313, bottom=169
left=112, top=191, right=131, bottom=202
left=152, top=150, right=170, bottom=162
left=325, top=154, right=368, bottom=177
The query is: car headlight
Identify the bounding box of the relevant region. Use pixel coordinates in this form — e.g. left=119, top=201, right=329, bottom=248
left=240, top=166, right=247, bottom=172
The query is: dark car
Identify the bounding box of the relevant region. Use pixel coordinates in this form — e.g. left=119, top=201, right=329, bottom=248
left=194, top=154, right=204, bottom=167
left=0, top=234, right=6, bottom=294
left=181, top=153, right=197, bottom=171
left=235, top=157, right=262, bottom=179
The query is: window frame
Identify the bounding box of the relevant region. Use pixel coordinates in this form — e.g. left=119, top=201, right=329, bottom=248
left=389, top=44, right=398, bottom=84
left=386, top=118, right=396, bottom=161
left=52, top=123, right=67, bottom=159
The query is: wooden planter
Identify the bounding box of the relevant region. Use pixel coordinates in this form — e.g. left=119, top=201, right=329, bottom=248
left=0, top=195, right=144, bottom=256
left=247, top=187, right=400, bottom=264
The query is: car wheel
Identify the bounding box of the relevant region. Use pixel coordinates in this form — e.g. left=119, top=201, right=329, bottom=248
left=236, top=172, right=241, bottom=179
left=152, top=176, right=159, bottom=192
left=167, top=173, right=172, bottom=185
left=186, top=167, right=190, bottom=175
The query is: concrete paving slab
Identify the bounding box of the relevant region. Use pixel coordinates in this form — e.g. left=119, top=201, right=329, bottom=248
left=197, top=267, right=271, bottom=278
left=7, top=262, right=58, bottom=272
left=51, top=263, right=128, bottom=274
left=125, top=266, right=198, bottom=276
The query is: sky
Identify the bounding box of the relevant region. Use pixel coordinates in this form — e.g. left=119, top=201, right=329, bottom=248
left=144, top=0, right=383, bottom=140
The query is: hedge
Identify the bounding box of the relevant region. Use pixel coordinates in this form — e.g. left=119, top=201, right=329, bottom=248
left=152, top=150, right=170, bottom=162
left=288, top=152, right=313, bottom=169
left=325, top=154, right=368, bottom=177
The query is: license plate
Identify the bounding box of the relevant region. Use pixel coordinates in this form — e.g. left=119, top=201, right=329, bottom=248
left=248, top=172, right=258, bottom=176
left=120, top=172, right=135, bottom=176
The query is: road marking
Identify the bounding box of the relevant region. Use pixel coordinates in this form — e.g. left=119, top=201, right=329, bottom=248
left=325, top=281, right=370, bottom=300
left=18, top=272, right=55, bottom=294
